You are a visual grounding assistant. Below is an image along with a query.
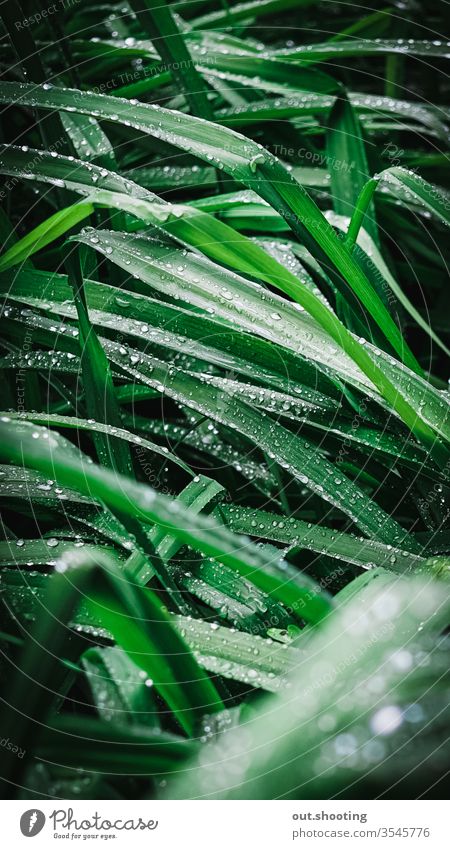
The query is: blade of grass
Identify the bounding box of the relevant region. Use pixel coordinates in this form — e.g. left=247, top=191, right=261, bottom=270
left=128, top=0, right=214, bottom=119
left=64, top=248, right=133, bottom=476
left=0, top=417, right=334, bottom=621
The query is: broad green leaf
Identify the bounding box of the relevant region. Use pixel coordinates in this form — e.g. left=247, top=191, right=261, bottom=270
left=0, top=543, right=223, bottom=794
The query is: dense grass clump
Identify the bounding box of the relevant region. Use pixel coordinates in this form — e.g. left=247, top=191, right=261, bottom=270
left=0, top=0, right=449, bottom=800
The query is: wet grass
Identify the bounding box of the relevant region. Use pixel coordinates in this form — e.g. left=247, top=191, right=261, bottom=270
left=0, top=0, right=449, bottom=800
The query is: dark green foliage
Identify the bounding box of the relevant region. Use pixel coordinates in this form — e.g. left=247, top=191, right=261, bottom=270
left=0, top=0, right=449, bottom=801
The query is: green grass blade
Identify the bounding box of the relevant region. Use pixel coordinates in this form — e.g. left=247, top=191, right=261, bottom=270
left=0, top=545, right=223, bottom=791
left=0, top=418, right=334, bottom=622
left=65, top=249, right=134, bottom=476
left=327, top=94, right=379, bottom=246
left=128, top=0, right=214, bottom=119
left=168, top=571, right=450, bottom=798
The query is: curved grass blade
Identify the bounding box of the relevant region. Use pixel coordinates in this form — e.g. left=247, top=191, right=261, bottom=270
left=0, top=87, right=447, bottom=461
left=191, top=0, right=318, bottom=29
left=0, top=545, right=224, bottom=792
left=0, top=201, right=94, bottom=273
left=65, top=249, right=133, bottom=476
left=38, top=714, right=195, bottom=776
left=2, top=304, right=414, bottom=544
left=273, top=38, right=450, bottom=63
left=82, top=646, right=160, bottom=727
left=0, top=264, right=336, bottom=399
left=0, top=85, right=418, bottom=371
left=326, top=93, right=378, bottom=246
left=0, top=418, right=334, bottom=622
left=379, top=166, right=450, bottom=226
left=3, top=230, right=450, bottom=455
left=127, top=0, right=214, bottom=119
left=4, top=411, right=192, bottom=475
left=168, top=571, right=450, bottom=798
left=219, top=504, right=424, bottom=573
